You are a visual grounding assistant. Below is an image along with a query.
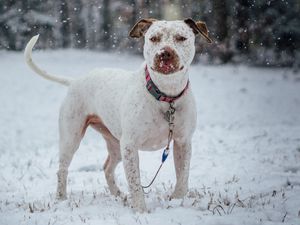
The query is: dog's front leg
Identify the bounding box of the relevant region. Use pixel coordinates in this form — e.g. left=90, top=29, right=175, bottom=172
left=171, top=139, right=192, bottom=199
left=121, top=140, right=146, bottom=213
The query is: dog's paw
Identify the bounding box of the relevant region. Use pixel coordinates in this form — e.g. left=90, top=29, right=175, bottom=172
left=115, top=192, right=129, bottom=206
left=111, top=188, right=125, bottom=198
left=117, top=190, right=127, bottom=199
left=130, top=198, right=147, bottom=213
left=131, top=204, right=148, bottom=214
left=55, top=192, right=67, bottom=201
left=169, top=190, right=187, bottom=200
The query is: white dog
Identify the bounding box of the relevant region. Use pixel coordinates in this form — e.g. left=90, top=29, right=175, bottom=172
left=24, top=18, right=211, bottom=213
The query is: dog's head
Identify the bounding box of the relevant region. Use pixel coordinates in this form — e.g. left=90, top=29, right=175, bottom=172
left=129, top=18, right=212, bottom=75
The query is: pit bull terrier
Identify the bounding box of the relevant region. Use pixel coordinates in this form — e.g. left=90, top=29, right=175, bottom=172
left=24, top=18, right=212, bottom=213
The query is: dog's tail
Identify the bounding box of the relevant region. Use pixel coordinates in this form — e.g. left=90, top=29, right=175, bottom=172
left=24, top=35, right=72, bottom=86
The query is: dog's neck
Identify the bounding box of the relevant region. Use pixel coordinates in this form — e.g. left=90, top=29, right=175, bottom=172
left=144, top=63, right=189, bottom=97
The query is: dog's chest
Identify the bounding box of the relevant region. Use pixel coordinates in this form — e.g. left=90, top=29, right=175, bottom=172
left=139, top=113, right=169, bottom=151
left=120, top=75, right=195, bottom=150
left=138, top=104, right=186, bottom=151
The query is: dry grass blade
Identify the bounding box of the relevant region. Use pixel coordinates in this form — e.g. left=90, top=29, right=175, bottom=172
left=282, top=212, right=287, bottom=222
left=28, top=203, right=34, bottom=213
left=212, top=205, right=226, bottom=216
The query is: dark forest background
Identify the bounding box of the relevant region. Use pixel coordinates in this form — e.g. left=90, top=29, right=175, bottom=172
left=0, top=0, right=299, bottom=67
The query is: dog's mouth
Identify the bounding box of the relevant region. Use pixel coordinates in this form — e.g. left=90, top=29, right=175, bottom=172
left=151, top=64, right=184, bottom=75
left=152, top=47, right=182, bottom=75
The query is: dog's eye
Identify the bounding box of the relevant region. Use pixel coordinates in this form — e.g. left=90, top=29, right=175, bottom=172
left=150, top=36, right=161, bottom=43
left=175, top=35, right=187, bottom=42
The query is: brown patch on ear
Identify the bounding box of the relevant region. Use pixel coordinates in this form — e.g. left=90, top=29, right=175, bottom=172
left=184, top=18, right=212, bottom=43
left=129, top=18, right=157, bottom=38
left=196, top=21, right=209, bottom=37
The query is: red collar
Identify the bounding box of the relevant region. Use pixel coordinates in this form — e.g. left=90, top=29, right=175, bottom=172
left=145, top=66, right=189, bottom=103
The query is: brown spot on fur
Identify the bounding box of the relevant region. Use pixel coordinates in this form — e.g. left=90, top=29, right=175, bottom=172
left=82, top=114, right=118, bottom=142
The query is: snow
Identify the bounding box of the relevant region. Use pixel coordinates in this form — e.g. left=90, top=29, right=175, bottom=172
left=0, top=50, right=300, bottom=225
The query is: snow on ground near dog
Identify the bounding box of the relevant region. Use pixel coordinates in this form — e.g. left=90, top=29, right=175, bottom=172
left=0, top=50, right=300, bottom=225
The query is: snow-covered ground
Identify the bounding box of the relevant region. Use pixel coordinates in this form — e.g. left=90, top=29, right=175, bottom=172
left=0, top=50, right=300, bottom=225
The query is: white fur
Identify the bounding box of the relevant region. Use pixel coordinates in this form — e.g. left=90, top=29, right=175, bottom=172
left=24, top=35, right=72, bottom=86
left=24, top=20, right=197, bottom=213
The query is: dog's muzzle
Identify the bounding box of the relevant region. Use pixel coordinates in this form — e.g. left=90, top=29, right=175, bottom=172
left=152, top=47, right=183, bottom=75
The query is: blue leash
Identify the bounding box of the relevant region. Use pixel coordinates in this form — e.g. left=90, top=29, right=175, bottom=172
left=141, top=143, right=171, bottom=190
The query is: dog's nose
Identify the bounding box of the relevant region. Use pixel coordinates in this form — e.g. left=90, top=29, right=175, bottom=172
left=160, top=51, right=172, bottom=60
left=159, top=47, right=174, bottom=61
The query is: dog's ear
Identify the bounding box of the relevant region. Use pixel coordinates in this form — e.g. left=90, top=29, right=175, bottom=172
left=184, top=18, right=212, bottom=43
left=129, top=18, right=157, bottom=38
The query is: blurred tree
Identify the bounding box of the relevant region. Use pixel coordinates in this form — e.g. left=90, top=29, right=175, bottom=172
left=129, top=0, right=137, bottom=26
left=211, top=0, right=233, bottom=63
left=70, top=0, right=86, bottom=48
left=83, top=1, right=102, bottom=49
left=101, top=0, right=112, bottom=49
left=234, top=0, right=251, bottom=54
left=0, top=0, right=17, bottom=50
left=60, top=0, right=70, bottom=48
left=212, top=0, right=228, bottom=42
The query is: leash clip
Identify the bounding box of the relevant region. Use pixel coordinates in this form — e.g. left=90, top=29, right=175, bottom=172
left=162, top=148, right=170, bottom=163
left=164, top=102, right=176, bottom=124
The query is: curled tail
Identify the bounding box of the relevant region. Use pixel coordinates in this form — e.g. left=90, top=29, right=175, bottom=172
left=24, top=35, right=72, bottom=86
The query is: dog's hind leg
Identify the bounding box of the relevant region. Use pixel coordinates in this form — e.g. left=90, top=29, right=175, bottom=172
left=88, top=115, right=123, bottom=197
left=103, top=138, right=122, bottom=197
left=56, top=98, right=85, bottom=200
